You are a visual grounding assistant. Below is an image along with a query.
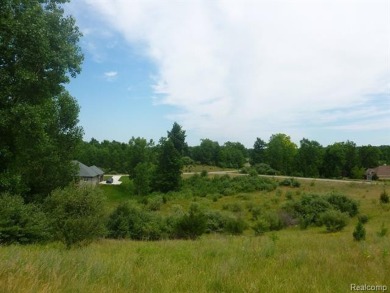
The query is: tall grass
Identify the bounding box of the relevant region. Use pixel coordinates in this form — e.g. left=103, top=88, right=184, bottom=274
left=0, top=231, right=388, bottom=292
left=1, top=178, right=388, bottom=292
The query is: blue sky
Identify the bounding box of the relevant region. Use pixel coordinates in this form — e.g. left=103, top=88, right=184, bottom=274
left=65, top=0, right=390, bottom=147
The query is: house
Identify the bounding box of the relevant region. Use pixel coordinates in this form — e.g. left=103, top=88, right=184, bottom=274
left=366, top=165, right=390, bottom=180
left=73, top=161, right=104, bottom=185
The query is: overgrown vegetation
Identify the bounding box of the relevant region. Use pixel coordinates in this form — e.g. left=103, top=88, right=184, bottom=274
left=44, top=186, right=107, bottom=248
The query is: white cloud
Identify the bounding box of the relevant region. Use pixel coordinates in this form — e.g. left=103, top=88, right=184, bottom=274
left=104, top=71, right=118, bottom=81
left=81, top=0, right=389, bottom=145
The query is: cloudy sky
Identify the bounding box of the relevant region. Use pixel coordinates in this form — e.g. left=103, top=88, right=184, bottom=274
left=65, top=0, right=389, bottom=147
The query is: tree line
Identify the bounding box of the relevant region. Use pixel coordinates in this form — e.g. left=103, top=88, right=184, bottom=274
left=75, top=132, right=390, bottom=180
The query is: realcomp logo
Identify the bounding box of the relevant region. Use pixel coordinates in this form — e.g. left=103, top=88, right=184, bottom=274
left=350, top=284, right=388, bottom=292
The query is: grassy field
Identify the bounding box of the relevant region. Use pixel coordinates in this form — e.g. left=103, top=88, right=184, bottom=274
left=0, top=177, right=389, bottom=292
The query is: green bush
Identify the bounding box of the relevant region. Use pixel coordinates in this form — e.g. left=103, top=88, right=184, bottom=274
left=380, top=190, right=389, bottom=204
left=261, top=211, right=285, bottom=231
left=353, top=221, right=366, bottom=241
left=182, top=174, right=277, bottom=197
left=174, top=203, right=207, bottom=239
left=147, top=196, right=163, bottom=211
left=279, top=178, right=300, bottom=188
left=285, top=193, right=358, bottom=229
left=224, top=216, right=247, bottom=235
left=252, top=218, right=270, bottom=236
left=287, top=194, right=333, bottom=228
left=326, top=193, right=359, bottom=217
left=45, top=185, right=107, bottom=248
left=222, top=202, right=242, bottom=213
left=253, top=163, right=278, bottom=175
left=320, top=210, right=349, bottom=232
left=205, top=211, right=229, bottom=233
left=250, top=206, right=262, bottom=220
left=0, top=193, right=51, bottom=244
left=107, top=202, right=168, bottom=240
left=358, top=214, right=369, bottom=224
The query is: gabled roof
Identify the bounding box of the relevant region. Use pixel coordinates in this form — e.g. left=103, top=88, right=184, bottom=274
left=90, top=165, right=104, bottom=175
left=73, top=161, right=104, bottom=177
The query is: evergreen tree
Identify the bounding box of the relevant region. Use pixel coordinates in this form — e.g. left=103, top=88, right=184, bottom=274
left=167, top=122, right=188, bottom=156
left=153, top=139, right=182, bottom=193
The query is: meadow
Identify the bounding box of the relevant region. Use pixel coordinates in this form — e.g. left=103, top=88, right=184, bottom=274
left=0, top=176, right=389, bottom=293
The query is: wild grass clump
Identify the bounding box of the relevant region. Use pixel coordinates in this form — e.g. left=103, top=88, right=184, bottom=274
left=377, top=223, right=388, bottom=238
left=380, top=190, right=389, bottom=204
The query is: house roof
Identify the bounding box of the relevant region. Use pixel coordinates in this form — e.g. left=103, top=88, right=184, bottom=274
left=375, top=165, right=390, bottom=178
left=90, top=165, right=104, bottom=175
left=73, top=161, right=104, bottom=178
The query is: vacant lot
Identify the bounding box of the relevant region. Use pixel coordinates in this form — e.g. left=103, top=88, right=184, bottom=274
left=0, top=178, right=389, bottom=292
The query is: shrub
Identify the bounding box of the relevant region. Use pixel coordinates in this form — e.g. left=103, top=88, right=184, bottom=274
left=0, top=193, right=51, bottom=245
left=251, top=206, right=262, bottom=220
left=353, top=221, right=366, bottom=241
left=205, top=211, right=229, bottom=233
left=285, top=191, right=293, bottom=200
left=264, top=211, right=285, bottom=231
left=289, top=194, right=333, bottom=228
left=380, top=190, right=389, bottom=204
left=254, top=163, right=278, bottom=175
left=107, top=202, right=168, bottom=240
left=222, top=202, right=242, bottom=213
left=320, top=210, right=349, bottom=232
left=224, top=216, right=247, bottom=235
left=200, top=170, right=208, bottom=177
left=174, top=203, right=207, bottom=239
left=279, top=178, right=300, bottom=188
left=326, top=193, right=359, bottom=217
left=358, top=214, right=369, bottom=224
left=248, top=168, right=258, bottom=177
left=252, top=218, right=270, bottom=236
left=147, top=196, right=163, bottom=211
left=45, top=185, right=107, bottom=248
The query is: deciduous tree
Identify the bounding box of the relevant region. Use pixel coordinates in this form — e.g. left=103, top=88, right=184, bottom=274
left=0, top=0, right=83, bottom=198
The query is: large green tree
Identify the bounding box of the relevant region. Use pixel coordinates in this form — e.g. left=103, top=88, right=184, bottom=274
left=219, top=141, right=247, bottom=169
left=127, top=137, right=155, bottom=178
left=250, top=137, right=267, bottom=166
left=358, top=145, right=380, bottom=168
left=265, top=134, right=297, bottom=175
left=192, top=138, right=220, bottom=165
left=0, top=0, right=83, bottom=198
left=296, top=138, right=323, bottom=177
